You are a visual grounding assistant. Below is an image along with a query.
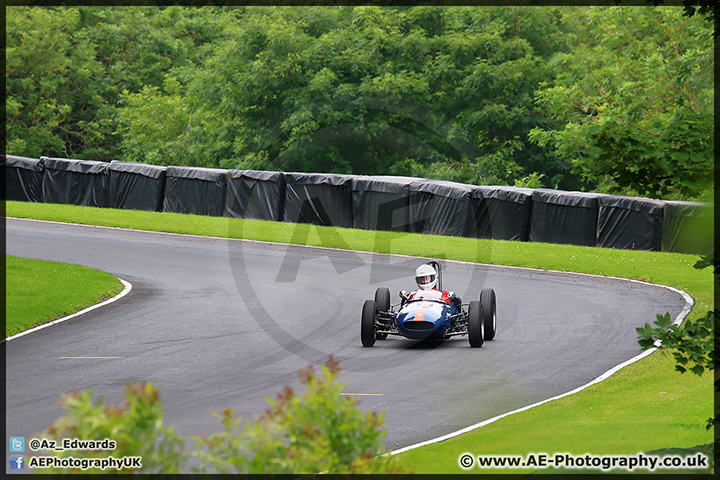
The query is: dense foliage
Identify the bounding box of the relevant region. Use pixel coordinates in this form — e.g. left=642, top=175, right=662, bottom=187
left=37, top=359, right=403, bottom=474
left=191, top=357, right=402, bottom=473
left=529, top=7, right=714, bottom=199
left=39, top=381, right=187, bottom=474
left=6, top=5, right=714, bottom=199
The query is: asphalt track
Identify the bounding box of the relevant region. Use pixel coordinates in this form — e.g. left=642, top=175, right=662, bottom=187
left=6, top=217, right=689, bottom=461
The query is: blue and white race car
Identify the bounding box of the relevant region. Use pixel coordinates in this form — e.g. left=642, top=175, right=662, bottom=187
left=361, top=261, right=497, bottom=347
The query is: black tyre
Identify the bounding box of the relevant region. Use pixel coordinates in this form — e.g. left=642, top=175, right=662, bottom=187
left=480, top=288, right=497, bottom=340
left=374, top=287, right=391, bottom=311
left=361, top=299, right=378, bottom=347
left=374, top=288, right=391, bottom=339
left=468, top=300, right=484, bottom=347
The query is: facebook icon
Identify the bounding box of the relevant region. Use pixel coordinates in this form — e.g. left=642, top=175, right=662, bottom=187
left=10, top=455, right=25, bottom=470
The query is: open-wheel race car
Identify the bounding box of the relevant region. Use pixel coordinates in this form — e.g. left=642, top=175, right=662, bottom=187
left=361, top=261, right=496, bottom=347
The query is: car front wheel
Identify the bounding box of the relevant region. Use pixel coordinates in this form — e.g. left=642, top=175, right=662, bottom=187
left=361, top=299, right=378, bottom=347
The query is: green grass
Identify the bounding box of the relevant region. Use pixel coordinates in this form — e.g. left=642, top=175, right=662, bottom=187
left=5, top=200, right=714, bottom=473
left=5, top=255, right=125, bottom=338
left=396, top=349, right=712, bottom=474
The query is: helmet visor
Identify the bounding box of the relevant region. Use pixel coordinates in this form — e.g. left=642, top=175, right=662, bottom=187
left=416, top=274, right=436, bottom=286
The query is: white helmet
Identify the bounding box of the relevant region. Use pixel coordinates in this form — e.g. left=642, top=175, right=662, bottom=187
left=415, top=264, right=437, bottom=290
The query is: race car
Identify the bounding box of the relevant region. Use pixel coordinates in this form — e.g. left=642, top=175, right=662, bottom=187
left=361, top=260, right=497, bottom=347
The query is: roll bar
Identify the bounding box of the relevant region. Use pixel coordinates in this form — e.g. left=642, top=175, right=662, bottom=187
left=427, top=260, right=442, bottom=291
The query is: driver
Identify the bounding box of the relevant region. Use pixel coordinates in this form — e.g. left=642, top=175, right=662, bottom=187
left=401, top=264, right=461, bottom=308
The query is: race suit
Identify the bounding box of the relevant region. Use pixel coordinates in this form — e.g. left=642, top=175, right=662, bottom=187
left=406, top=288, right=461, bottom=308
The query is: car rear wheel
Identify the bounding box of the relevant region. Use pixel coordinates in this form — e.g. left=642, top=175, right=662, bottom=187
left=480, top=288, right=496, bottom=340
left=361, top=299, right=378, bottom=347
left=468, top=300, right=484, bottom=347
left=374, top=288, right=391, bottom=339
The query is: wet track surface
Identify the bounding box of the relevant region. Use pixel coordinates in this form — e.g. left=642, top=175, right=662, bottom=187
left=6, top=217, right=688, bottom=459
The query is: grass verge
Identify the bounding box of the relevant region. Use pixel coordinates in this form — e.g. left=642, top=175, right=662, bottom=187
left=5, top=255, right=124, bottom=338
left=6, top=200, right=714, bottom=473
left=395, top=348, right=712, bottom=474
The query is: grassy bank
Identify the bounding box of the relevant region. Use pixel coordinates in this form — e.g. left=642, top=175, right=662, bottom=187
left=5, top=255, right=124, bottom=338
left=6, top=200, right=714, bottom=473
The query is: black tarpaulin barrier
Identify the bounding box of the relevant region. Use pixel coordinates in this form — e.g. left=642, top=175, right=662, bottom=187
left=108, top=161, right=166, bottom=212
left=529, top=189, right=600, bottom=247
left=4, top=155, right=44, bottom=202
left=473, top=186, right=533, bottom=241
left=283, top=173, right=354, bottom=227
left=225, top=170, right=286, bottom=221
left=662, top=201, right=714, bottom=254
left=596, top=195, right=665, bottom=251
left=407, top=180, right=478, bottom=237
left=352, top=175, right=418, bottom=232
left=40, top=157, right=110, bottom=207
left=163, top=166, right=228, bottom=216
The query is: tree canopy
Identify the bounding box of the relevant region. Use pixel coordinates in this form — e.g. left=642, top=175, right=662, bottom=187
left=5, top=5, right=714, bottom=200
left=529, top=6, right=714, bottom=199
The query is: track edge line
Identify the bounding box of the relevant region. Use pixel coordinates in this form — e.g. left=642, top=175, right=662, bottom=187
left=7, top=217, right=698, bottom=452
left=389, top=287, right=694, bottom=456
left=4, top=278, right=133, bottom=343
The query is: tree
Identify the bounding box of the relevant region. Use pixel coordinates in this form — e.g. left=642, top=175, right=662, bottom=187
left=5, top=6, right=232, bottom=161
left=6, top=7, right=103, bottom=158
left=529, top=6, right=714, bottom=200
left=642, top=0, right=717, bottom=35
left=11, top=5, right=710, bottom=195
left=115, top=76, right=233, bottom=167
left=116, top=6, right=575, bottom=187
